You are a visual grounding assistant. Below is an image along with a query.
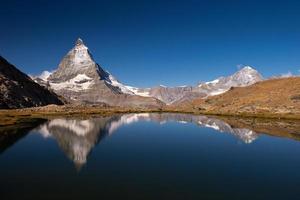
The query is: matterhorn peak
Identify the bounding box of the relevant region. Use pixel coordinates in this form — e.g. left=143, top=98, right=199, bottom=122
left=75, top=38, right=84, bottom=46
left=244, top=66, right=253, bottom=70
left=73, top=38, right=89, bottom=52
left=68, top=37, right=94, bottom=66
left=47, top=37, right=99, bottom=83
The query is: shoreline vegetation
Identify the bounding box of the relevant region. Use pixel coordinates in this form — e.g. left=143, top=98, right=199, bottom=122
left=1, top=104, right=300, bottom=127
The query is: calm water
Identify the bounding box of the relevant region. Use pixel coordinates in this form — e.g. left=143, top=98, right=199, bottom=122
left=1, top=113, right=300, bottom=200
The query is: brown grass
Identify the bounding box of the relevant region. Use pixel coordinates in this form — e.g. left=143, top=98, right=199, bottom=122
left=0, top=104, right=163, bottom=127
left=172, top=77, right=300, bottom=119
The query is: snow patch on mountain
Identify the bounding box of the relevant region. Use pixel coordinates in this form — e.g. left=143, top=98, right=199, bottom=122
left=205, top=78, right=220, bottom=85
left=124, top=86, right=151, bottom=97
left=50, top=74, right=94, bottom=91
left=105, top=74, right=135, bottom=94
left=105, top=74, right=151, bottom=97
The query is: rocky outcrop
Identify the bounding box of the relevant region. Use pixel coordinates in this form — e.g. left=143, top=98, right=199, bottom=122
left=0, top=56, right=63, bottom=109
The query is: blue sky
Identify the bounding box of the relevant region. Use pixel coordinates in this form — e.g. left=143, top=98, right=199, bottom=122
left=1, top=0, right=300, bottom=87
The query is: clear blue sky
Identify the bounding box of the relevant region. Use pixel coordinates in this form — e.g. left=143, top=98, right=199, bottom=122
left=1, top=0, right=300, bottom=87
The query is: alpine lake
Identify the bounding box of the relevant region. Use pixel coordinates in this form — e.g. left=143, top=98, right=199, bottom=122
left=1, top=113, right=300, bottom=200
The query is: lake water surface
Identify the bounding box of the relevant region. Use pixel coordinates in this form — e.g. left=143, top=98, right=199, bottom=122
left=1, top=113, right=300, bottom=200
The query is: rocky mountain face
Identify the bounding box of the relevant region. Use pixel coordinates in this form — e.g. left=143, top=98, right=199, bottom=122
left=36, top=39, right=163, bottom=109
left=138, top=86, right=205, bottom=105
left=196, top=66, right=263, bottom=95
left=0, top=56, right=63, bottom=109
left=115, top=66, right=263, bottom=105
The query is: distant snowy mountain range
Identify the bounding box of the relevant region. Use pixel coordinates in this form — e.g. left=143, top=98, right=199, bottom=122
left=33, top=38, right=263, bottom=105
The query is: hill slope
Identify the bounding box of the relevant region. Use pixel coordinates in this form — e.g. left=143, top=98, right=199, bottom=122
left=0, top=56, right=63, bottom=109
left=181, top=77, right=300, bottom=117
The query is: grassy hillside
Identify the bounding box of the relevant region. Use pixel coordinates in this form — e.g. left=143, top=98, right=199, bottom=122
left=174, top=77, right=300, bottom=118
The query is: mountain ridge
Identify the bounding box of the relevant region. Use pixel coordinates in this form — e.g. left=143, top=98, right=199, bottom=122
left=0, top=56, right=63, bottom=109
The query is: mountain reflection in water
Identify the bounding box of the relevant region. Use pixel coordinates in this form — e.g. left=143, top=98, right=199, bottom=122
left=24, top=113, right=300, bottom=168
left=2, top=113, right=300, bottom=199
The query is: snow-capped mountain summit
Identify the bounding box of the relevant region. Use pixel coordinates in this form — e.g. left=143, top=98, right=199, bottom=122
left=228, top=66, right=262, bottom=86
left=49, top=38, right=110, bottom=84
left=35, top=38, right=163, bottom=108
left=196, top=66, right=263, bottom=97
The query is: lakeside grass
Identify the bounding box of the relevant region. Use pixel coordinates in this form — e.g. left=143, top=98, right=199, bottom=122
left=2, top=104, right=300, bottom=127
left=0, top=106, right=164, bottom=126
left=163, top=108, right=300, bottom=120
